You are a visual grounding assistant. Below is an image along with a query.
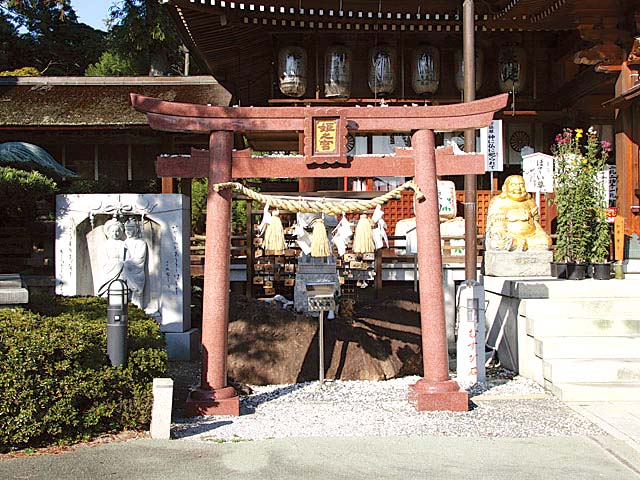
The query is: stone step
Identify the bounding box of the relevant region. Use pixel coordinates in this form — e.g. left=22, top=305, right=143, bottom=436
left=543, top=358, right=640, bottom=383
left=0, top=288, right=28, bottom=305
left=545, top=380, right=640, bottom=401
left=0, top=273, right=23, bottom=288
left=522, top=298, right=640, bottom=322
left=483, top=277, right=640, bottom=300
left=535, top=336, right=640, bottom=360
left=527, top=316, right=640, bottom=337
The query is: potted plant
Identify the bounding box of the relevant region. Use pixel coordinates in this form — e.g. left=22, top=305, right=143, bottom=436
left=551, top=127, right=611, bottom=280
left=589, top=134, right=613, bottom=279
left=590, top=206, right=612, bottom=279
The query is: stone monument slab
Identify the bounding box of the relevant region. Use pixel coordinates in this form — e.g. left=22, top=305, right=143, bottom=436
left=55, top=193, right=195, bottom=359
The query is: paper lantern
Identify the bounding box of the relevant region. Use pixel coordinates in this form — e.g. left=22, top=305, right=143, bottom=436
left=411, top=45, right=440, bottom=95
left=324, top=44, right=352, bottom=98
left=278, top=46, right=307, bottom=98
left=455, top=48, right=484, bottom=93
left=498, top=46, right=527, bottom=93
left=368, top=45, right=396, bottom=96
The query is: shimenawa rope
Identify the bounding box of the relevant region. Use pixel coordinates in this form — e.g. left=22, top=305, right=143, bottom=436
left=212, top=180, right=424, bottom=215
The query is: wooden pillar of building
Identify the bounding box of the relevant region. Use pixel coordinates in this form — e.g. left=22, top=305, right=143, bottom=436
left=185, top=130, right=240, bottom=416
left=409, top=129, right=468, bottom=411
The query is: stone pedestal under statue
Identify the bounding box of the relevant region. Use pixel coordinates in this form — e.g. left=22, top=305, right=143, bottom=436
left=484, top=250, right=553, bottom=277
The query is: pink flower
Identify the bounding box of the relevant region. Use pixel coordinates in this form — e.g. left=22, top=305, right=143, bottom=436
left=601, top=140, right=612, bottom=152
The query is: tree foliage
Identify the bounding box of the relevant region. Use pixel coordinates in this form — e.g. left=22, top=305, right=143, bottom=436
left=0, top=0, right=106, bottom=74
left=1, top=1, right=188, bottom=77
left=85, top=51, right=135, bottom=77
left=107, top=0, right=183, bottom=76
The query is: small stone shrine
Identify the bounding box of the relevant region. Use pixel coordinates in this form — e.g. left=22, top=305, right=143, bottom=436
left=55, top=193, right=197, bottom=359
left=484, top=175, right=552, bottom=276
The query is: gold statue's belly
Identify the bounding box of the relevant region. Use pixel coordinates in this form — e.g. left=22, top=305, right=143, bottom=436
left=506, top=221, right=536, bottom=237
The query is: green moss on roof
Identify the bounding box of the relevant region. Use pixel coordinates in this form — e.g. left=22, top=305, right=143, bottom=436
left=0, top=81, right=231, bottom=127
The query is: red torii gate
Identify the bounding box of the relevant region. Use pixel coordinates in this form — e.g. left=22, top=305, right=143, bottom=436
left=131, top=93, right=508, bottom=414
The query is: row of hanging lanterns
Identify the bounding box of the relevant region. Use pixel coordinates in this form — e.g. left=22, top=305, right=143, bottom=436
left=278, top=44, right=526, bottom=98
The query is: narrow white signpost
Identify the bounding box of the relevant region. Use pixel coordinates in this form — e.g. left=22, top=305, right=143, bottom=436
left=522, top=152, right=554, bottom=211
left=480, top=120, right=504, bottom=194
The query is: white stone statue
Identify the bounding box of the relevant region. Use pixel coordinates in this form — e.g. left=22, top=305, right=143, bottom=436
left=97, top=218, right=126, bottom=296
left=123, top=218, right=148, bottom=308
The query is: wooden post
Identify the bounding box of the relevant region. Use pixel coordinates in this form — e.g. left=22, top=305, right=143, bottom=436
left=615, top=215, right=625, bottom=261
left=246, top=201, right=254, bottom=299
left=186, top=130, right=240, bottom=416
left=374, top=248, right=383, bottom=299
left=463, top=0, right=478, bottom=281
left=409, top=129, right=468, bottom=411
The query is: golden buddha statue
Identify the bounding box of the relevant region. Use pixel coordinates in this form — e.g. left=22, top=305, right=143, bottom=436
left=485, top=175, right=552, bottom=252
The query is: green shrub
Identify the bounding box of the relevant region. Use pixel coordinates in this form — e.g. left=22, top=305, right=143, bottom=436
left=62, top=177, right=159, bottom=194
left=0, top=296, right=167, bottom=452
left=0, top=67, right=40, bottom=77
left=85, top=52, right=135, bottom=77
left=0, top=166, right=57, bottom=225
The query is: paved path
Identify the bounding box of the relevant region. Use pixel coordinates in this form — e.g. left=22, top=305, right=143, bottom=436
left=1, top=436, right=640, bottom=480
left=567, top=401, right=640, bottom=453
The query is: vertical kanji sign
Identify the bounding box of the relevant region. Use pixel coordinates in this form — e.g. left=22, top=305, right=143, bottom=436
left=480, top=119, right=504, bottom=172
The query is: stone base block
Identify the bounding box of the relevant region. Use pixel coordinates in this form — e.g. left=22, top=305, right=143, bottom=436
left=408, top=379, right=469, bottom=412
left=165, top=328, right=201, bottom=361
left=186, top=386, right=240, bottom=416
left=0, top=288, right=29, bottom=305
left=484, top=250, right=552, bottom=277
left=150, top=378, right=173, bottom=439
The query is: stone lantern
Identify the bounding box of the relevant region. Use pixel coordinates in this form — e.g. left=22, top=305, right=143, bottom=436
left=278, top=46, right=307, bottom=97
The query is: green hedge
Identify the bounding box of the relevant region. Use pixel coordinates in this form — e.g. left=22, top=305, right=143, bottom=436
left=0, top=166, right=57, bottom=225
left=0, top=296, right=167, bottom=452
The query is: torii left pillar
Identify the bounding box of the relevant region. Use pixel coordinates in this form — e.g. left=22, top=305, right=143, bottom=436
left=185, top=130, right=240, bottom=416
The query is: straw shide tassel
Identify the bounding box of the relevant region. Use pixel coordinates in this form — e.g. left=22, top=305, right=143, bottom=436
left=353, top=214, right=375, bottom=254
left=263, top=208, right=286, bottom=255
left=310, top=218, right=331, bottom=257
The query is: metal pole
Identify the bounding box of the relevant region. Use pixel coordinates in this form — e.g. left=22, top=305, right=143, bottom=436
left=319, top=310, right=325, bottom=385
left=463, top=0, right=477, bottom=281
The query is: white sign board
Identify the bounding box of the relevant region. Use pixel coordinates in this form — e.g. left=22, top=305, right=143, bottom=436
left=522, top=152, right=554, bottom=193
left=480, top=120, right=504, bottom=172
left=437, top=180, right=456, bottom=220
left=597, top=164, right=618, bottom=206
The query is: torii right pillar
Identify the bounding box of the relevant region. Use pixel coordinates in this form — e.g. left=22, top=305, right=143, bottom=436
left=409, top=129, right=469, bottom=411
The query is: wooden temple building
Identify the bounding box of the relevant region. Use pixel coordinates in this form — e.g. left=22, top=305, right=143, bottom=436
left=125, top=0, right=640, bottom=414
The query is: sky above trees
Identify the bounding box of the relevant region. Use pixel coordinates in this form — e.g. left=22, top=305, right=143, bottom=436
left=72, top=0, right=110, bottom=31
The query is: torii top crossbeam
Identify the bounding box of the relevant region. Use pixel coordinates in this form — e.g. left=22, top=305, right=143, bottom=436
left=131, top=93, right=508, bottom=416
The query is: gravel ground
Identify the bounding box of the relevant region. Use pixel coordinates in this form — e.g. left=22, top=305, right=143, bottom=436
left=172, top=372, right=605, bottom=442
